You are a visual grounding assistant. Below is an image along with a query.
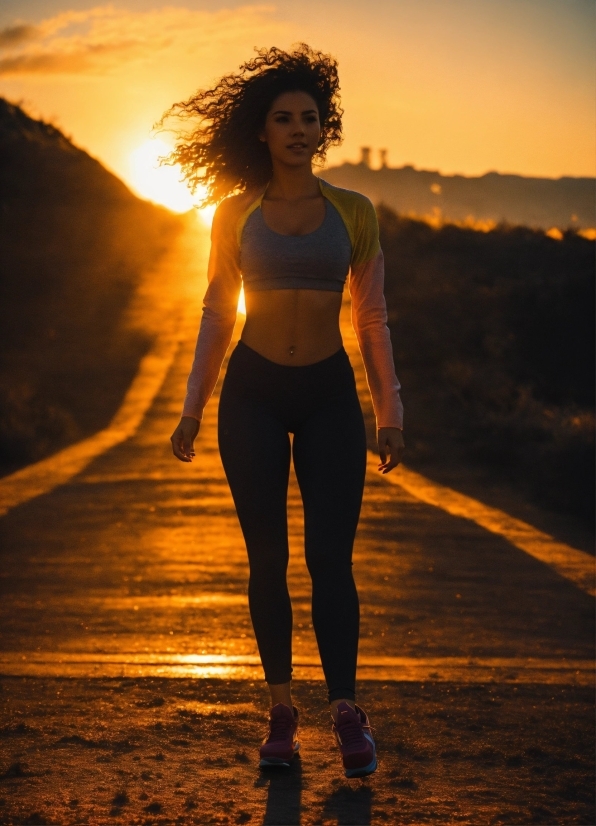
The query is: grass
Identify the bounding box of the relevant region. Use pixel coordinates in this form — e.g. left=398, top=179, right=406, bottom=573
left=379, top=204, right=595, bottom=523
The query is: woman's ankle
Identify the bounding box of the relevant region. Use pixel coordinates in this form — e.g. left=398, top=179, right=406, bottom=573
left=268, top=681, right=293, bottom=710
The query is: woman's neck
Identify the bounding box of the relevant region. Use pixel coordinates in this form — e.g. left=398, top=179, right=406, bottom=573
left=265, top=163, right=321, bottom=202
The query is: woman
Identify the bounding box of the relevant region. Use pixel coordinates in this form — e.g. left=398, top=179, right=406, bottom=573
left=167, top=44, right=404, bottom=778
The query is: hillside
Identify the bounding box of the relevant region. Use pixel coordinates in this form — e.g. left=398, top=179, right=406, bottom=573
left=378, top=205, right=595, bottom=523
left=0, top=99, right=183, bottom=475
left=320, top=159, right=595, bottom=231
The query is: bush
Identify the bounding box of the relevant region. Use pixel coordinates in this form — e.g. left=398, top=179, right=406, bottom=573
left=379, top=204, right=595, bottom=522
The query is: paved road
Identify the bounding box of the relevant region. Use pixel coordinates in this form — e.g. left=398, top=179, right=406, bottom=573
left=0, top=227, right=594, bottom=824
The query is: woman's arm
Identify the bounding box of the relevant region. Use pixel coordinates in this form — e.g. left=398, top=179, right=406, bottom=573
left=349, top=248, right=403, bottom=430
left=171, top=199, right=241, bottom=461
left=348, top=199, right=405, bottom=472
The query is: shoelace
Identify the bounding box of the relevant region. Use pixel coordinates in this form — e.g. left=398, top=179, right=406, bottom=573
left=335, top=713, right=367, bottom=751
left=267, top=713, right=294, bottom=743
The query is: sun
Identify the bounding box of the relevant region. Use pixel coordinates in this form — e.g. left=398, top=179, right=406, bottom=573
left=128, top=138, right=214, bottom=225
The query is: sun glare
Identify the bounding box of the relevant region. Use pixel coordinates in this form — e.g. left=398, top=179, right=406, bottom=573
left=129, top=138, right=214, bottom=226
left=237, top=285, right=246, bottom=315
left=129, top=138, right=192, bottom=212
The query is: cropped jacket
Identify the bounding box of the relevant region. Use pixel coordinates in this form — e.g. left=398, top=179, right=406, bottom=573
left=182, top=177, right=404, bottom=430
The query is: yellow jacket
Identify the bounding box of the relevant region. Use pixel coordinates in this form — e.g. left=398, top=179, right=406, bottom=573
left=182, top=177, right=403, bottom=429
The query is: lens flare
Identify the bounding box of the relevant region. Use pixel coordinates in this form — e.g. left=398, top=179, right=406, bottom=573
left=128, top=138, right=193, bottom=212
left=237, top=285, right=246, bottom=315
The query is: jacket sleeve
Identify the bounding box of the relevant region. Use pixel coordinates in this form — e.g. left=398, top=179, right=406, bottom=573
left=181, top=200, right=242, bottom=421
left=348, top=199, right=404, bottom=430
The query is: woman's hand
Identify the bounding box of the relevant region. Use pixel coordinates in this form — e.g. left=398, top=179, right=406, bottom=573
left=171, top=416, right=200, bottom=462
left=377, top=427, right=405, bottom=474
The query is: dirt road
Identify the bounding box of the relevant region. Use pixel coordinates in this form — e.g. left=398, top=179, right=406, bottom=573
left=0, top=226, right=594, bottom=824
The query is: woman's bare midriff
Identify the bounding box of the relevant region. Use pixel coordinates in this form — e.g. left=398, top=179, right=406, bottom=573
left=241, top=288, right=343, bottom=366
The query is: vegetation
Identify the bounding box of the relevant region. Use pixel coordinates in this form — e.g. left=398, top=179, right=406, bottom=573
left=379, top=204, right=595, bottom=523
left=0, top=100, right=182, bottom=474
left=2, top=98, right=592, bottom=526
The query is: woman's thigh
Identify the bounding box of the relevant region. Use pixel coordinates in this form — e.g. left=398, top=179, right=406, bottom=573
left=218, top=381, right=291, bottom=559
left=292, top=390, right=367, bottom=570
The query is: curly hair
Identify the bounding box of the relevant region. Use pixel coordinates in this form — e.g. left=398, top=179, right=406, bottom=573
left=157, top=44, right=343, bottom=205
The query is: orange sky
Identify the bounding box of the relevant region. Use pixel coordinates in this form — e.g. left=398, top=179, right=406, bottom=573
left=0, top=0, right=594, bottom=205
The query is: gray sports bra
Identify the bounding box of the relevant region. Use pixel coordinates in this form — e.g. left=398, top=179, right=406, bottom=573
left=239, top=199, right=352, bottom=293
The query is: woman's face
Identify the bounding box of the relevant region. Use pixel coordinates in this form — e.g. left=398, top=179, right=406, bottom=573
left=260, top=90, right=321, bottom=167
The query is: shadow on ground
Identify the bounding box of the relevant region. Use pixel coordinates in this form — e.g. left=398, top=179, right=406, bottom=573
left=0, top=678, right=593, bottom=825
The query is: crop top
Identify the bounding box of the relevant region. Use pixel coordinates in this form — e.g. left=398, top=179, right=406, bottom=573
left=182, top=177, right=404, bottom=430
left=240, top=198, right=352, bottom=293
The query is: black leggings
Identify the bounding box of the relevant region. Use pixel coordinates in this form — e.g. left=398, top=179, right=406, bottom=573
left=218, top=340, right=367, bottom=703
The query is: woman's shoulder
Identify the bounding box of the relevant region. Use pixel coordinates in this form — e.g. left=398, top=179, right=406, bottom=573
left=318, top=178, right=377, bottom=239
left=212, top=188, right=266, bottom=244
left=318, top=178, right=375, bottom=214
left=318, top=178, right=379, bottom=264
left=215, top=188, right=264, bottom=221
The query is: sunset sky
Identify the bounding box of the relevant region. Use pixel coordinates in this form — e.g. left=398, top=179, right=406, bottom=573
left=0, top=0, right=594, bottom=208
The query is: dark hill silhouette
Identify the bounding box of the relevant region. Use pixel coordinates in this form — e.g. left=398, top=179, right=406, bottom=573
left=320, top=158, right=595, bottom=231
left=0, top=99, right=183, bottom=474
left=378, top=204, right=595, bottom=523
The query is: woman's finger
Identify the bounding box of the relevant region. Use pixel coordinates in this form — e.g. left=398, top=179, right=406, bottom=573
left=171, top=428, right=192, bottom=462
left=378, top=434, right=388, bottom=468
left=377, top=428, right=405, bottom=473
left=381, top=447, right=401, bottom=473
left=182, top=432, right=195, bottom=459
left=379, top=451, right=397, bottom=472
left=171, top=417, right=200, bottom=462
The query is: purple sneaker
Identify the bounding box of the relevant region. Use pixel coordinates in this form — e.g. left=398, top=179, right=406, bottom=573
left=259, top=703, right=300, bottom=767
left=332, top=702, right=377, bottom=778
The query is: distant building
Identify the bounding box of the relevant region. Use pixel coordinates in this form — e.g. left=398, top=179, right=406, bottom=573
left=379, top=149, right=388, bottom=168
left=360, top=147, right=371, bottom=167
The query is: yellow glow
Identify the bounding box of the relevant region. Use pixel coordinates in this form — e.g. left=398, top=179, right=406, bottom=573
left=1, top=3, right=594, bottom=189
left=578, top=228, right=596, bottom=240
left=129, top=139, right=217, bottom=226
left=546, top=227, right=564, bottom=240
left=129, top=138, right=194, bottom=213
left=375, top=455, right=596, bottom=597
left=198, top=203, right=216, bottom=228
left=237, top=285, right=246, bottom=315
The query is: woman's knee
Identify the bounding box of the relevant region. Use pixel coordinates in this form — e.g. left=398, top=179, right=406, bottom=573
left=247, top=547, right=289, bottom=581
left=305, top=547, right=354, bottom=585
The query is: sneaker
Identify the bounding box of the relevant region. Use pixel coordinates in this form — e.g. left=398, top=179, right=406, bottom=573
left=259, top=703, right=300, bottom=767
left=332, top=701, right=377, bottom=778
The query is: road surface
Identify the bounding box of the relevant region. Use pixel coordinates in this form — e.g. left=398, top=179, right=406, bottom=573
left=0, top=224, right=594, bottom=825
